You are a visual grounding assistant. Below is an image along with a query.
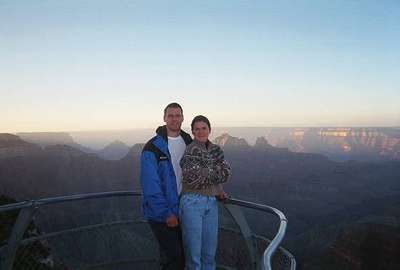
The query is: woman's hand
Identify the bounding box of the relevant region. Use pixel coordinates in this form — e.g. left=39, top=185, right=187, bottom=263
left=216, top=190, right=228, bottom=201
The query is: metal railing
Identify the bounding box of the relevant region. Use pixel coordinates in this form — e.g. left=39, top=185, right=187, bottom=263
left=224, top=198, right=296, bottom=270
left=0, top=191, right=296, bottom=270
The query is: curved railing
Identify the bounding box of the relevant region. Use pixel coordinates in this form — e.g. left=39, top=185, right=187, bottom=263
left=224, top=198, right=296, bottom=270
left=0, top=191, right=296, bottom=270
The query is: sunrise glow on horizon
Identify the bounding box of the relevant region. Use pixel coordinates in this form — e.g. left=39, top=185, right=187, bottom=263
left=1, top=1, right=399, bottom=133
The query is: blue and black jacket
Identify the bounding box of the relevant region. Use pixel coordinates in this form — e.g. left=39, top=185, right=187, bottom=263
left=140, top=125, right=192, bottom=222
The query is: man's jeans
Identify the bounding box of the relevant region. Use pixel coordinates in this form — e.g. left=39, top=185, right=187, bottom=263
left=180, top=193, right=218, bottom=270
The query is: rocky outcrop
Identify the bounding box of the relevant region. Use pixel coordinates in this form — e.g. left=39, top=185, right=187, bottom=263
left=254, top=136, right=273, bottom=148
left=122, top=143, right=144, bottom=161
left=97, top=140, right=130, bottom=160
left=214, top=133, right=250, bottom=149
left=0, top=133, right=41, bottom=158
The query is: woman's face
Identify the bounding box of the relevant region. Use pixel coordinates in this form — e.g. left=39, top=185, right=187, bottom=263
left=192, top=121, right=210, bottom=143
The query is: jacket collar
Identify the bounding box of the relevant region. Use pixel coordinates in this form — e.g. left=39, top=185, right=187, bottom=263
left=192, top=139, right=211, bottom=150
left=155, top=125, right=192, bottom=145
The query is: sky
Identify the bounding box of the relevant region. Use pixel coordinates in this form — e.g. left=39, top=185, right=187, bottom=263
left=1, top=0, right=399, bottom=132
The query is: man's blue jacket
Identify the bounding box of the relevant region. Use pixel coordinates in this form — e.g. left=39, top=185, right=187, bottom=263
left=140, top=125, right=192, bottom=222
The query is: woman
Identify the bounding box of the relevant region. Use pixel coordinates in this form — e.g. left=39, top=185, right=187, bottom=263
left=179, top=115, right=231, bottom=270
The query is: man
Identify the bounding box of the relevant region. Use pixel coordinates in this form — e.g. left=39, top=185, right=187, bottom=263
left=140, top=102, right=192, bottom=270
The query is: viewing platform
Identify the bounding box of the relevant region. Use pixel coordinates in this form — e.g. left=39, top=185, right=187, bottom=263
left=0, top=191, right=296, bottom=270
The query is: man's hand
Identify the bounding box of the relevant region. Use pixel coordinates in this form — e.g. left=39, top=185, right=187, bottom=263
left=166, top=214, right=179, bottom=227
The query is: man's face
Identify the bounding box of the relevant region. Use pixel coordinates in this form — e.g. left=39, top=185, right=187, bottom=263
left=164, top=107, right=184, bottom=133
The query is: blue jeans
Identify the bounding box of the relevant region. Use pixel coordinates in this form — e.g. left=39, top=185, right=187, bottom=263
left=180, top=193, right=218, bottom=270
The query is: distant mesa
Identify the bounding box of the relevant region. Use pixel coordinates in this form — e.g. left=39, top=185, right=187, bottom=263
left=0, top=133, right=41, bottom=158
left=0, top=133, right=88, bottom=159
left=17, top=132, right=95, bottom=154
left=2, top=132, right=139, bottom=161
left=17, top=132, right=75, bottom=146
left=0, top=133, right=33, bottom=147
left=97, top=140, right=130, bottom=160
left=214, top=133, right=250, bottom=148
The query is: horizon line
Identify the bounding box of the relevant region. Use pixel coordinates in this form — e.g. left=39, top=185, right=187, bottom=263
left=2, top=126, right=399, bottom=134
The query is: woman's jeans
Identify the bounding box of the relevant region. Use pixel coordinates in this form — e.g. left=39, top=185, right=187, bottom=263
left=180, top=193, right=218, bottom=270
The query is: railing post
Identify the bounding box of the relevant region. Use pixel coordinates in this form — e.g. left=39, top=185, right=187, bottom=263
left=223, top=203, right=258, bottom=270
left=1, top=204, right=36, bottom=270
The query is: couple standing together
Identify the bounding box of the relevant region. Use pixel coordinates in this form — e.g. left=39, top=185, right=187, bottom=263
left=140, top=102, right=232, bottom=270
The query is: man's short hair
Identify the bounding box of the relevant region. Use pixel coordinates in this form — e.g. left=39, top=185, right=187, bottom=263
left=164, top=102, right=183, bottom=115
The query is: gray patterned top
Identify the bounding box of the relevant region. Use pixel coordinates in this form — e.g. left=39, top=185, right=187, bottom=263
left=180, top=140, right=231, bottom=196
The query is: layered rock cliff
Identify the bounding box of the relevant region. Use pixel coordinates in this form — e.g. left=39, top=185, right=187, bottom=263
left=0, top=133, right=41, bottom=158
left=269, top=128, right=400, bottom=161
left=17, top=132, right=95, bottom=154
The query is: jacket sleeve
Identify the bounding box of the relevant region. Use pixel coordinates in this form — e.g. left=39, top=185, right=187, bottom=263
left=211, top=147, right=231, bottom=184
left=140, top=151, right=173, bottom=220
left=212, top=159, right=231, bottom=184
